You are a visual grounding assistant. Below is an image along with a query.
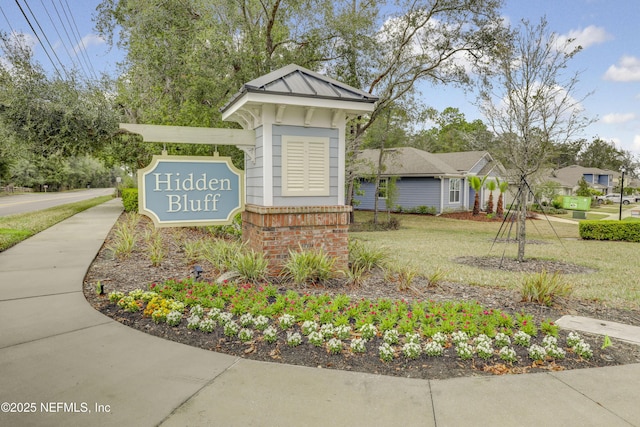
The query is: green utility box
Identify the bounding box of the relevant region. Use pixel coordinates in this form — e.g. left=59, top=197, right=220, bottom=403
left=562, top=196, right=591, bottom=211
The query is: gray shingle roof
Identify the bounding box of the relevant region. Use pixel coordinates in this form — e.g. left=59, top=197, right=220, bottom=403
left=221, top=64, right=378, bottom=113
left=355, top=147, right=460, bottom=177
left=431, top=151, right=491, bottom=173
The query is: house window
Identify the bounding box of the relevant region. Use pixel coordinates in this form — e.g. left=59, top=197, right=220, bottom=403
left=282, top=136, right=330, bottom=196
left=449, top=178, right=461, bottom=203
left=377, top=178, right=388, bottom=199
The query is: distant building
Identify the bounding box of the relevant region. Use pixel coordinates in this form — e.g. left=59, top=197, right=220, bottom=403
left=353, top=147, right=507, bottom=214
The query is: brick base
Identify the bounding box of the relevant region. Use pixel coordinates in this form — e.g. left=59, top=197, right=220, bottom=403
left=242, top=204, right=352, bottom=275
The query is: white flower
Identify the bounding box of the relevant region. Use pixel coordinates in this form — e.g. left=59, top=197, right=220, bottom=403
left=199, top=317, right=215, bottom=332
left=499, top=346, right=517, bottom=363
left=383, top=329, right=400, bottom=345
left=350, top=338, right=367, bottom=353
left=528, top=344, right=547, bottom=361
left=432, top=332, right=448, bottom=346
left=402, top=341, right=422, bottom=359
left=494, top=332, right=511, bottom=348
left=452, top=331, right=469, bottom=344
left=335, top=324, right=352, bottom=340
left=239, top=328, right=254, bottom=342
left=263, top=326, right=278, bottom=343
left=405, top=332, right=421, bottom=344
left=327, top=338, right=343, bottom=354
left=308, top=331, right=324, bottom=347
left=239, top=313, right=254, bottom=327
left=359, top=323, right=377, bottom=340
left=424, top=341, right=444, bottom=357
left=286, top=331, right=302, bottom=347
left=301, top=320, right=319, bottom=335
left=320, top=323, right=335, bottom=338
left=278, top=314, right=296, bottom=330
left=514, top=331, right=531, bottom=347
left=378, top=343, right=395, bottom=362
left=456, top=342, right=473, bottom=360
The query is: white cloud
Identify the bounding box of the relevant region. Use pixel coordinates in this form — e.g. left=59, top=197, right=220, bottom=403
left=73, top=34, right=105, bottom=54
left=601, top=113, right=636, bottom=124
left=557, top=25, right=612, bottom=50
left=603, top=56, right=640, bottom=82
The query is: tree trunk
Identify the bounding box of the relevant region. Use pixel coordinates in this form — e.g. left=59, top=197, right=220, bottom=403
left=496, top=194, right=504, bottom=216
left=473, top=192, right=480, bottom=215
left=517, top=183, right=527, bottom=262
left=372, top=147, right=385, bottom=225
left=487, top=193, right=494, bottom=214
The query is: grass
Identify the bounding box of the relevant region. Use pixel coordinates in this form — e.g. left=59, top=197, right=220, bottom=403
left=0, top=195, right=113, bottom=252
left=352, top=211, right=640, bottom=308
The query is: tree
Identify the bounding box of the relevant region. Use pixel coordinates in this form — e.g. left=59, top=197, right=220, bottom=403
left=485, top=180, right=497, bottom=214
left=578, top=137, right=627, bottom=170
left=478, top=18, right=592, bottom=261
left=496, top=178, right=508, bottom=216
left=408, top=107, right=497, bottom=153
left=469, top=176, right=486, bottom=215
left=0, top=31, right=119, bottom=189
left=362, top=104, right=408, bottom=224
left=575, top=177, right=593, bottom=197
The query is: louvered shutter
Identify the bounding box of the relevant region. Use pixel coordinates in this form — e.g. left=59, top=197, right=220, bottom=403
left=282, top=136, right=330, bottom=196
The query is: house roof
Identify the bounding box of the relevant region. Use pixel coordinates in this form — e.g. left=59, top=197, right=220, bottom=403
left=221, top=64, right=378, bottom=113
left=431, top=151, right=500, bottom=175
left=552, top=165, right=616, bottom=188
left=355, top=147, right=462, bottom=177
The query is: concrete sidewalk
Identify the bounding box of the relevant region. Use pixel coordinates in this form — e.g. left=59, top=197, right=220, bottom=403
left=1, top=199, right=638, bottom=427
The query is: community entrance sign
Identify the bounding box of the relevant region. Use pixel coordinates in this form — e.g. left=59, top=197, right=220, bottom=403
left=138, top=155, right=244, bottom=227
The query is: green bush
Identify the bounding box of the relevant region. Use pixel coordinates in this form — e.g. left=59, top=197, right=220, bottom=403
left=520, top=270, right=572, bottom=306
left=579, top=221, right=640, bottom=242
left=122, top=188, right=139, bottom=213
left=282, top=247, right=336, bottom=285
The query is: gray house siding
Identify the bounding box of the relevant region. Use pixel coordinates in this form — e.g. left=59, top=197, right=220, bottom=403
left=442, top=177, right=465, bottom=211
left=272, top=124, right=340, bottom=207
left=245, top=125, right=264, bottom=205
left=354, top=177, right=443, bottom=212
left=469, top=157, right=488, bottom=175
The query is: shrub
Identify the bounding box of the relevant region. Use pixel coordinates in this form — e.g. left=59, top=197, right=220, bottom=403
left=348, top=239, right=387, bottom=272
left=232, top=250, right=268, bottom=283
left=579, top=221, right=640, bottom=242
left=121, top=188, right=138, bottom=212
left=520, top=270, right=573, bottom=306
left=282, top=247, right=336, bottom=285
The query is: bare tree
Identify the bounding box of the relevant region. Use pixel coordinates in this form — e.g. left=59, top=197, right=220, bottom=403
left=331, top=0, right=509, bottom=218
left=478, top=17, right=593, bottom=261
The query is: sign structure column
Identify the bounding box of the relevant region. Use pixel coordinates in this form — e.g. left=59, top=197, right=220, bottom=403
left=221, top=64, right=378, bottom=274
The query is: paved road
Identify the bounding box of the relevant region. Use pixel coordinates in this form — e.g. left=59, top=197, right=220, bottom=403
left=0, top=188, right=114, bottom=217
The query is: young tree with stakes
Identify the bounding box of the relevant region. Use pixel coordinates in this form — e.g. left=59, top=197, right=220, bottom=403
left=478, top=17, right=592, bottom=261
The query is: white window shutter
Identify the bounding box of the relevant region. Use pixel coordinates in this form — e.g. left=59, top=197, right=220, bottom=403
left=282, top=136, right=330, bottom=196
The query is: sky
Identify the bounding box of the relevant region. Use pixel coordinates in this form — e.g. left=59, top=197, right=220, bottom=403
left=1, top=0, right=639, bottom=160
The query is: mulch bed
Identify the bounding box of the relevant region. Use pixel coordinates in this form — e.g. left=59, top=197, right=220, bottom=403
left=83, top=213, right=640, bottom=380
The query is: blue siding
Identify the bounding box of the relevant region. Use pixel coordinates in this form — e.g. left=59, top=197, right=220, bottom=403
left=245, top=126, right=264, bottom=205
left=354, top=177, right=443, bottom=212
left=597, top=174, right=609, bottom=186
left=469, top=157, right=488, bottom=175
left=583, top=174, right=594, bottom=184
left=443, top=177, right=464, bottom=211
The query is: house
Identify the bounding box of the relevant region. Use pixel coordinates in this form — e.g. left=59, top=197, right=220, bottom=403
left=353, top=147, right=507, bottom=213
left=546, top=165, right=617, bottom=195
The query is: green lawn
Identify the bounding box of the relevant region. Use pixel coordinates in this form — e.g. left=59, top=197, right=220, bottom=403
left=0, top=195, right=113, bottom=252
left=352, top=211, right=640, bottom=308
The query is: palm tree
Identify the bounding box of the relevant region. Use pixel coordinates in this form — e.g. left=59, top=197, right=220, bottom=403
left=496, top=179, right=509, bottom=217
left=485, top=180, right=497, bottom=214
left=469, top=176, right=486, bottom=215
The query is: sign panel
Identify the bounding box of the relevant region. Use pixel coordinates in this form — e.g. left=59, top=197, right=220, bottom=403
left=561, top=196, right=591, bottom=212
left=138, top=155, right=244, bottom=227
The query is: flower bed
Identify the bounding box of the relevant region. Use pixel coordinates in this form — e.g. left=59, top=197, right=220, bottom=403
left=107, top=278, right=597, bottom=370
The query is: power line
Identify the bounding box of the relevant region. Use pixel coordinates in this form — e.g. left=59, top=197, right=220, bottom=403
left=60, top=0, right=97, bottom=79
left=39, top=0, right=90, bottom=80
left=17, top=0, right=69, bottom=79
